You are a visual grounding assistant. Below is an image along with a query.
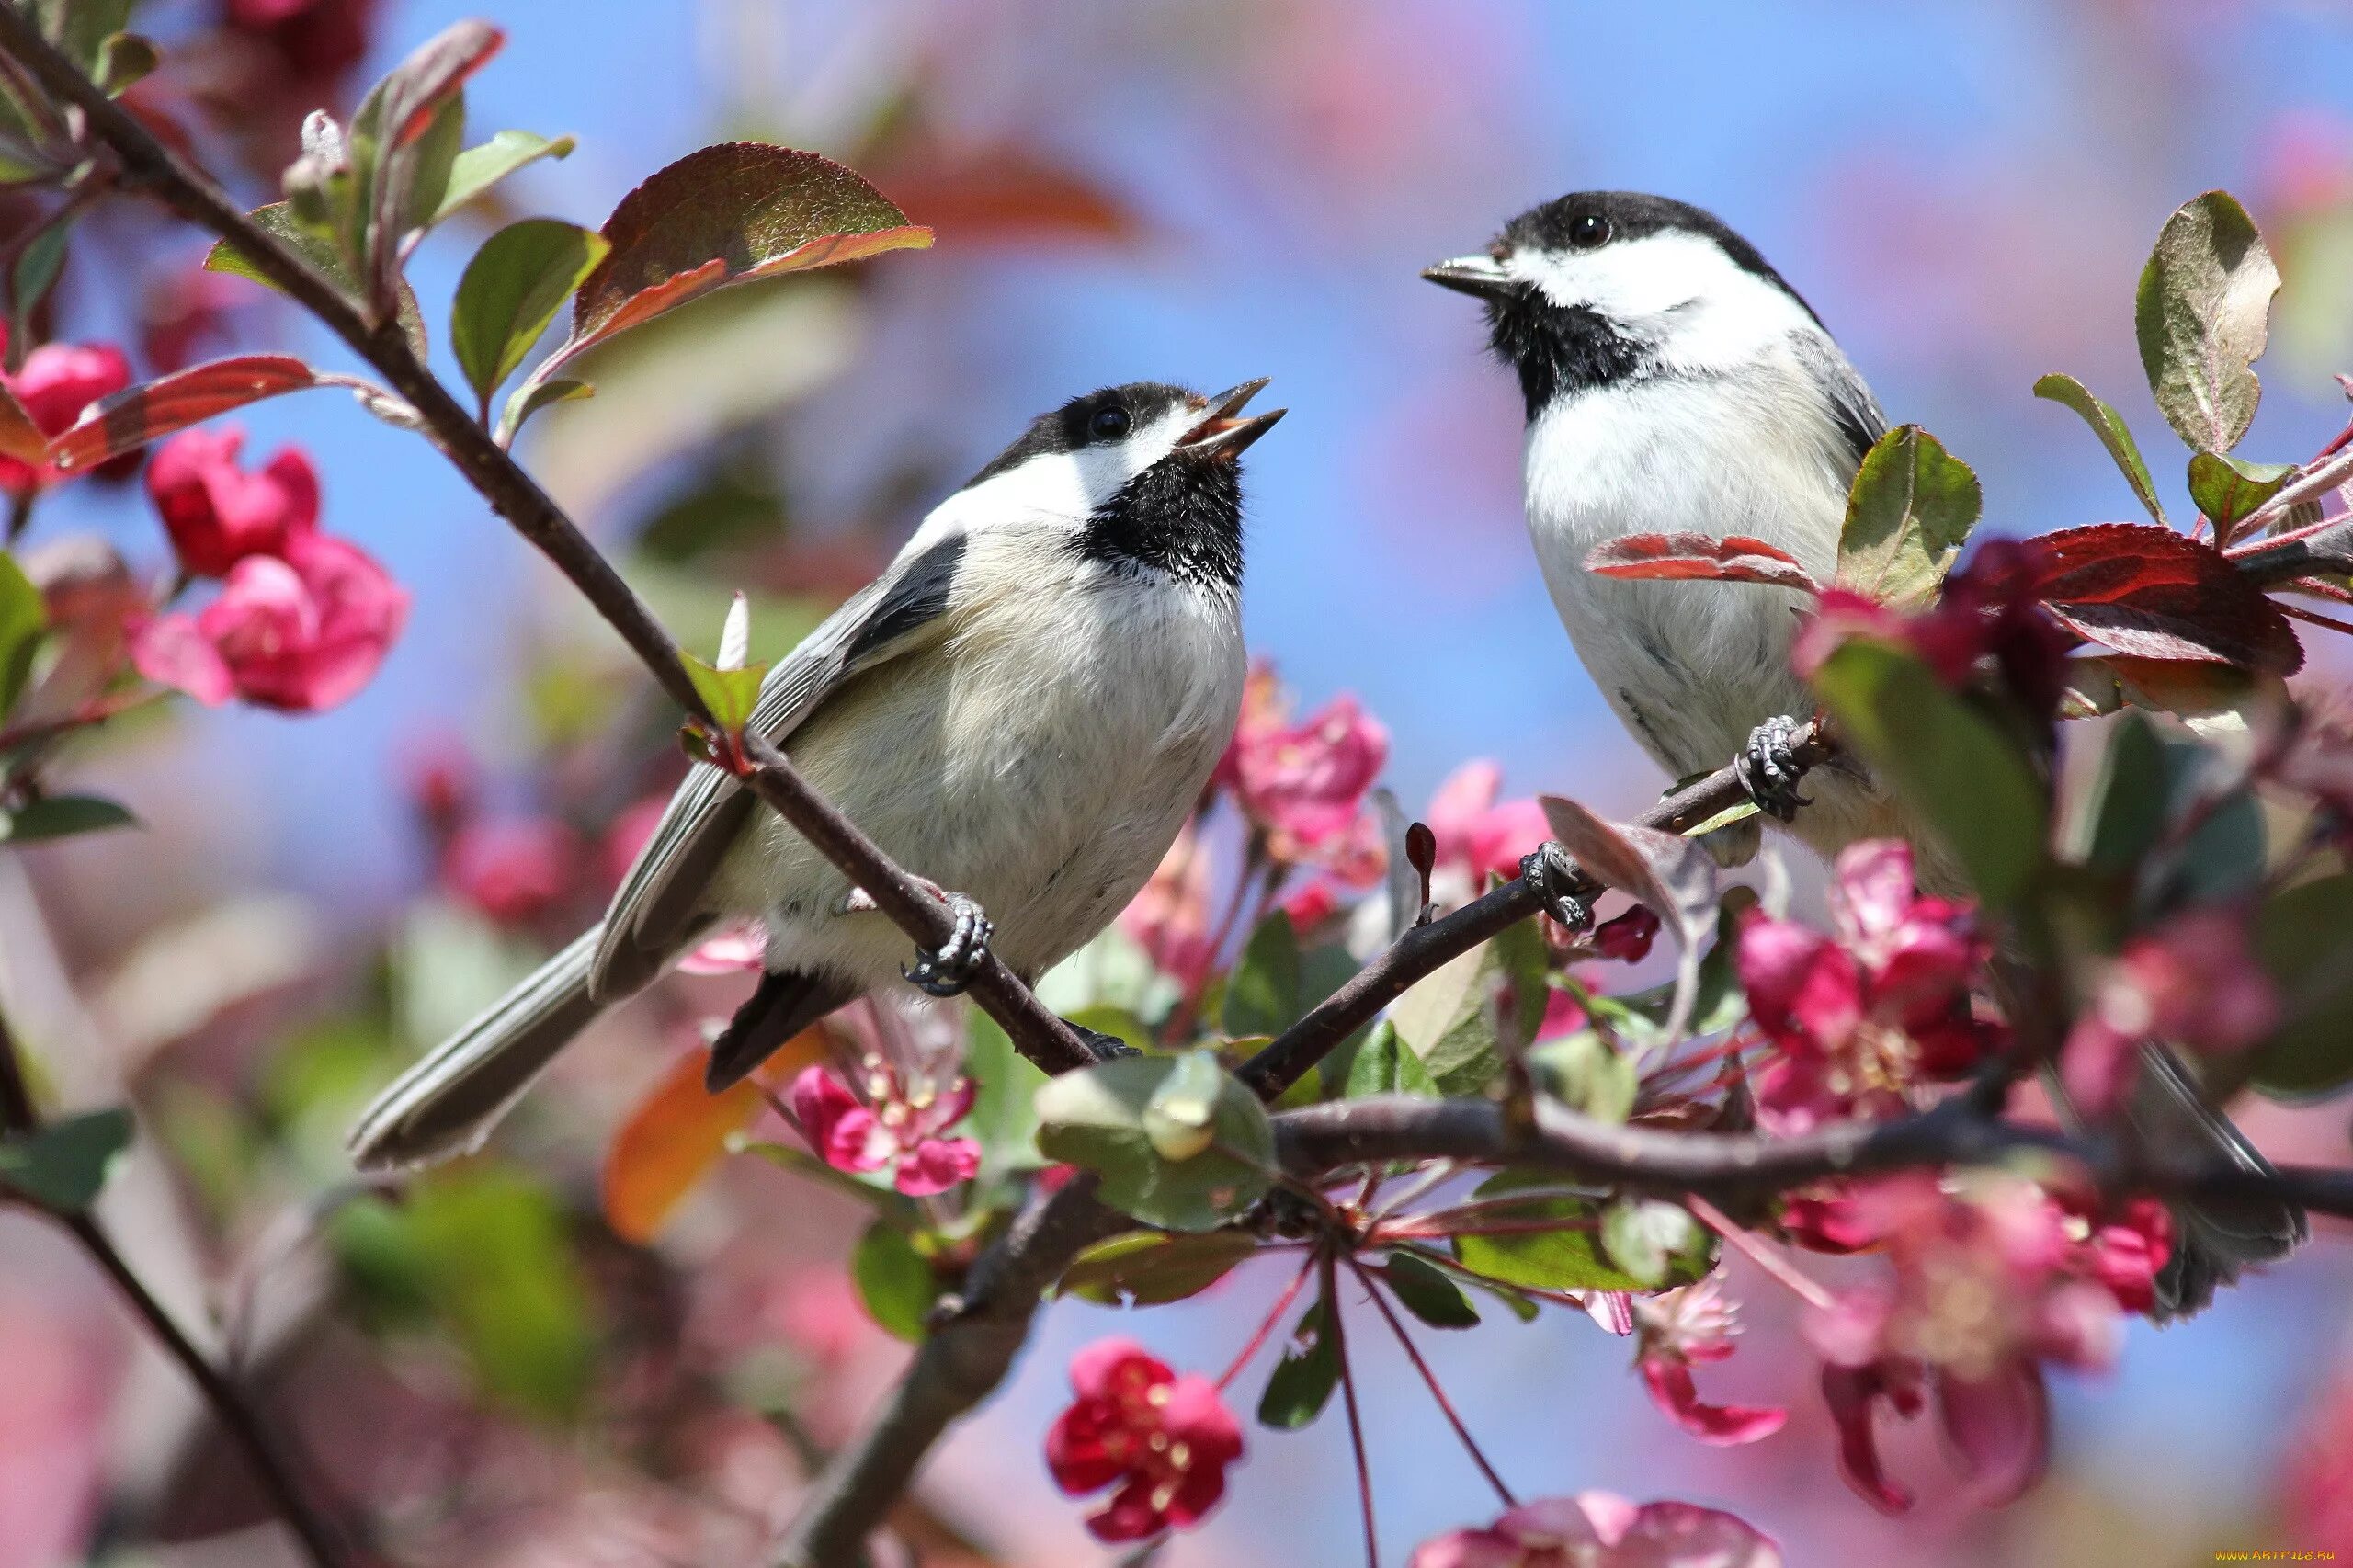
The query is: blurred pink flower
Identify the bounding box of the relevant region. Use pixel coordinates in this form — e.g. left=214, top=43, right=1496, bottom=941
left=790, top=1060, right=978, bottom=1197
left=1426, top=759, right=1550, bottom=893
left=401, top=733, right=477, bottom=827
left=1045, top=1338, right=1243, bottom=1543
left=145, top=426, right=318, bottom=577
left=1218, top=666, right=1389, bottom=863
left=442, top=817, right=576, bottom=926
left=139, top=266, right=244, bottom=373
left=2286, top=1362, right=2353, bottom=1551
left=678, top=919, right=767, bottom=976
left=0, top=1299, right=108, bottom=1568
left=1408, top=1493, right=1781, bottom=1568
left=1119, top=824, right=1215, bottom=988
left=0, top=335, right=131, bottom=498
left=131, top=530, right=407, bottom=711
left=1592, top=907, right=1661, bottom=964
left=2061, top=910, right=2279, bottom=1113
left=1735, top=840, right=1995, bottom=1132
left=1631, top=1275, right=1787, bottom=1447
left=599, top=794, right=669, bottom=890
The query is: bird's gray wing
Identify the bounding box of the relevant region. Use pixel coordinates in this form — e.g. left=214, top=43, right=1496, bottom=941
left=1791, top=330, right=1888, bottom=474
left=587, top=531, right=968, bottom=1002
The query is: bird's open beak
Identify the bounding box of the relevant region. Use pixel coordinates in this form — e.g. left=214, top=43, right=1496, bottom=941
left=1180, top=377, right=1285, bottom=461
left=1422, top=254, right=1516, bottom=301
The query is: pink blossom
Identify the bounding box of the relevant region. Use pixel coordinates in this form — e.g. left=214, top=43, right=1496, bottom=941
left=599, top=794, right=668, bottom=890
left=1426, top=759, right=1551, bottom=892
left=131, top=530, right=407, bottom=711
left=0, top=336, right=131, bottom=497
left=1218, top=669, right=1390, bottom=861
left=145, top=426, right=319, bottom=577
left=1118, top=825, right=1216, bottom=988
left=1734, top=840, right=1995, bottom=1132
left=2061, top=910, right=2280, bottom=1114
left=1819, top=1345, right=2049, bottom=1517
left=1631, top=1275, right=1787, bottom=1446
left=442, top=817, right=576, bottom=926
left=789, top=1060, right=979, bottom=1197
left=1793, top=544, right=2073, bottom=716
left=1408, top=1493, right=1781, bottom=1568
left=2285, top=1363, right=2353, bottom=1550
left=1045, top=1338, right=1243, bottom=1542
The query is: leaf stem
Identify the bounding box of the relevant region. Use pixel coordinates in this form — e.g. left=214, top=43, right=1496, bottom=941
left=1216, top=1253, right=1316, bottom=1391
left=1346, top=1255, right=1515, bottom=1507
left=1322, top=1252, right=1380, bottom=1568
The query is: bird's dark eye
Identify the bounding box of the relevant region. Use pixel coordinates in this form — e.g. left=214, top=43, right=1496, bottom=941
left=1089, top=405, right=1131, bottom=440
left=1568, top=212, right=1611, bottom=249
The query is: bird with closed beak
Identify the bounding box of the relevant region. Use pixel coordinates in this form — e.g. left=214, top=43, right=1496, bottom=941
left=350, top=379, right=1282, bottom=1172
left=1424, top=190, right=2301, bottom=1316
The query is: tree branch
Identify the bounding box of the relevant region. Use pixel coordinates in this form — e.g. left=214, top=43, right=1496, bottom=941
left=0, top=1009, right=350, bottom=1568
left=0, top=8, right=1095, bottom=1079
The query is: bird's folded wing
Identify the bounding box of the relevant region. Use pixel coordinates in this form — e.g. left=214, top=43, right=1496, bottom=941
left=587, top=532, right=969, bottom=1001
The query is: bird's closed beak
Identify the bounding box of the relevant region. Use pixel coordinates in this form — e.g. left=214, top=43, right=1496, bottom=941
left=1181, top=377, right=1285, bottom=461
left=1422, top=254, right=1516, bottom=301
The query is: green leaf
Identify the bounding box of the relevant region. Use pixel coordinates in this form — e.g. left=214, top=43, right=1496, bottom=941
left=1528, top=1029, right=1637, bottom=1123
left=399, top=1167, right=599, bottom=1422
left=2033, top=373, right=2168, bottom=525
left=2065, top=710, right=2167, bottom=879
left=94, top=31, right=156, bottom=96
left=2187, top=452, right=2293, bottom=532
left=851, top=1221, right=938, bottom=1342
left=1809, top=639, right=2048, bottom=911
left=1392, top=1244, right=1540, bottom=1322
left=1388, top=917, right=1549, bottom=1096
left=961, top=1012, right=1049, bottom=1187
left=2136, top=191, right=2279, bottom=454
left=680, top=651, right=767, bottom=737
left=0, top=1108, right=131, bottom=1211
left=205, top=202, right=429, bottom=358
left=35, top=0, right=133, bottom=74
left=1059, top=1229, right=1260, bottom=1307
left=1143, top=1048, right=1226, bottom=1161
left=1599, top=1198, right=1708, bottom=1289
left=494, top=374, right=592, bottom=446
left=1256, top=1293, right=1339, bottom=1430
left=451, top=219, right=608, bottom=411
left=1833, top=425, right=1982, bottom=609
left=11, top=210, right=70, bottom=338
left=345, top=21, right=503, bottom=276
left=2246, top=874, right=2353, bottom=1098
left=1450, top=1171, right=1651, bottom=1292
left=434, top=131, right=577, bottom=224
left=1333, top=1019, right=1439, bottom=1100
left=1222, top=911, right=1300, bottom=1039
left=0, top=547, right=43, bottom=717
left=1379, top=1250, right=1480, bottom=1329
left=0, top=794, right=138, bottom=846
left=1034, top=1054, right=1272, bottom=1232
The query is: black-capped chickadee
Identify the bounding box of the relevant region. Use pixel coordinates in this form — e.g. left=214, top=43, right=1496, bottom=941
left=350, top=380, right=1282, bottom=1171
left=1425, top=191, right=2300, bottom=1313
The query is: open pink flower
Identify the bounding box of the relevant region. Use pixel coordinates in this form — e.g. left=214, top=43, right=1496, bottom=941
left=1632, top=1275, right=1787, bottom=1446
left=0, top=336, right=131, bottom=497
left=1045, top=1338, right=1243, bottom=1542
left=2061, top=909, right=2280, bottom=1113
left=1409, top=1493, right=1781, bottom=1568
left=1220, top=674, right=1389, bottom=862
left=1426, top=759, right=1551, bottom=898
left=1735, top=840, right=1995, bottom=1132
left=790, top=1060, right=979, bottom=1197
left=442, top=817, right=575, bottom=926
left=145, top=426, right=319, bottom=577
left=131, top=530, right=407, bottom=711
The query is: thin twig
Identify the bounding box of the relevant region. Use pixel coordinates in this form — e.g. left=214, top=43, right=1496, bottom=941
left=1324, top=1252, right=1380, bottom=1568
left=1345, top=1255, right=1515, bottom=1508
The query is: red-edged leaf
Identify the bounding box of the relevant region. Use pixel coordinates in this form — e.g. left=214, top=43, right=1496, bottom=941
left=374, top=20, right=504, bottom=149
left=2020, top=522, right=2302, bottom=675
left=1586, top=532, right=1822, bottom=591
left=48, top=357, right=319, bottom=472
left=0, top=383, right=44, bottom=465
left=550, top=143, right=932, bottom=372
left=600, top=1028, right=826, bottom=1245
left=1536, top=796, right=1717, bottom=940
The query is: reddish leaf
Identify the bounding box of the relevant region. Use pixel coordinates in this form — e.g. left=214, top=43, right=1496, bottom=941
left=550, top=142, right=932, bottom=375
left=0, top=383, right=45, bottom=465
left=600, top=1027, right=827, bottom=1245
left=2020, top=522, right=2303, bottom=675
left=1586, top=532, right=1821, bottom=591
left=1535, top=794, right=1717, bottom=942
left=48, top=357, right=318, bottom=472
left=372, top=20, right=505, bottom=149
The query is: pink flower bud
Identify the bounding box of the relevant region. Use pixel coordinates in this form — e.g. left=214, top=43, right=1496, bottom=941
left=145, top=426, right=319, bottom=577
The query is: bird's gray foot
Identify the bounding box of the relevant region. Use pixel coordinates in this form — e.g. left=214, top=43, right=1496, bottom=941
left=1736, top=714, right=1812, bottom=823
left=1518, top=842, right=1592, bottom=930
left=903, top=892, right=993, bottom=996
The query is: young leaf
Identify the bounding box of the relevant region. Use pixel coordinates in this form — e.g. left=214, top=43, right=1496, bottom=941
left=434, top=131, right=577, bottom=223
left=1256, top=1294, right=1339, bottom=1429
left=1808, top=639, right=2048, bottom=911
left=1033, top=1054, right=1273, bottom=1232
left=852, top=1221, right=938, bottom=1342
left=1834, top=425, right=1982, bottom=608
left=1449, top=1172, right=1650, bottom=1292
left=2019, top=522, right=2302, bottom=674
left=1388, top=921, right=1545, bottom=1096
left=494, top=375, right=592, bottom=447
left=599, top=1034, right=824, bottom=1245
left=1222, top=911, right=1301, bottom=1038
left=1600, top=1198, right=1707, bottom=1289
left=1334, top=1018, right=1440, bottom=1100
left=1060, top=1230, right=1260, bottom=1307
left=94, top=31, right=156, bottom=96
left=11, top=210, right=70, bottom=340
left=450, top=219, right=608, bottom=413
left=1586, top=532, right=1822, bottom=591
left=1528, top=1029, right=1638, bottom=1123
left=961, top=1012, right=1050, bottom=1186
left=0, top=548, right=42, bottom=717
left=0, top=1108, right=132, bottom=1212
left=2032, top=373, right=2167, bottom=525
left=2187, top=452, right=2294, bottom=534
left=1380, top=1250, right=1480, bottom=1329
left=48, top=357, right=320, bottom=472
left=0, top=794, right=137, bottom=845
left=2246, top=874, right=2353, bottom=1098
left=2136, top=191, right=2279, bottom=455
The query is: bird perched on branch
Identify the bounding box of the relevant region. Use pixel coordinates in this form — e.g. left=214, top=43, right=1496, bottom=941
left=1424, top=191, right=2300, bottom=1315
left=350, top=379, right=1282, bottom=1172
